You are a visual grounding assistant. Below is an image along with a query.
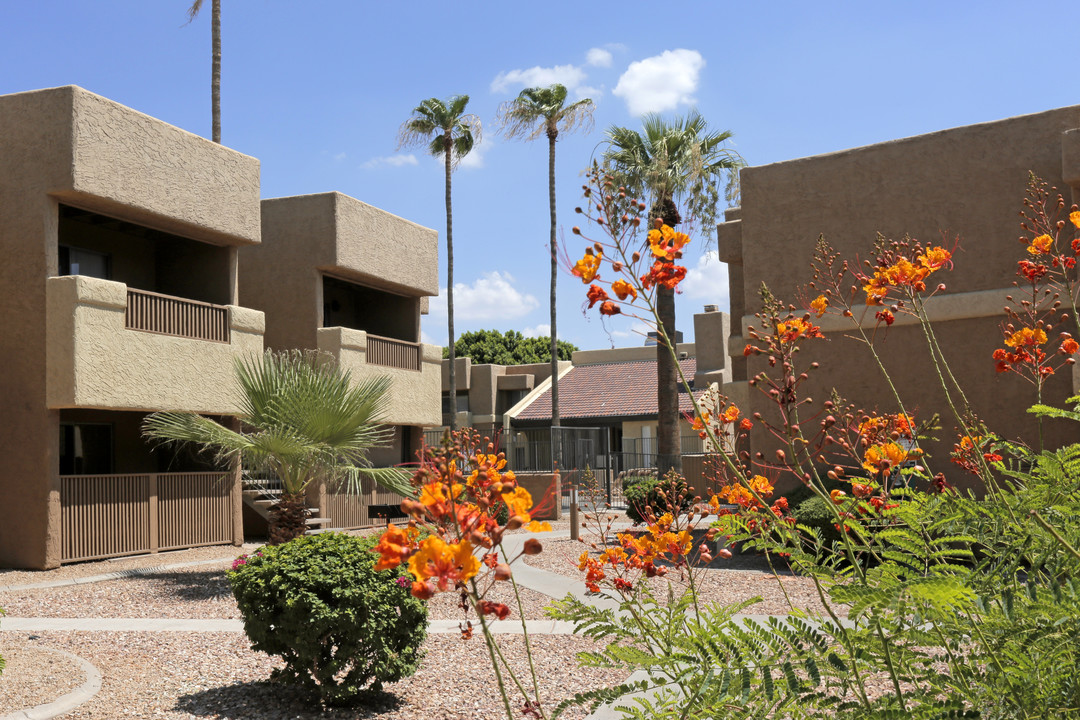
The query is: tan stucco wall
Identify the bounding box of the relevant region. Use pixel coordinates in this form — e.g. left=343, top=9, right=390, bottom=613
left=247, top=192, right=437, bottom=353
left=317, top=326, right=441, bottom=427
left=46, top=275, right=264, bottom=414
left=719, top=105, right=1080, bottom=487
left=0, top=85, right=262, bottom=569
left=62, top=87, right=261, bottom=247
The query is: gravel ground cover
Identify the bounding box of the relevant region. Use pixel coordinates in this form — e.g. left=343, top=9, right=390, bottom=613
left=0, top=555, right=557, bottom=624
left=0, top=631, right=627, bottom=719
left=525, top=536, right=835, bottom=616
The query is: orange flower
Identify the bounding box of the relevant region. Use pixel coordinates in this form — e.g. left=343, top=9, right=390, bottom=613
left=720, top=404, right=740, bottom=424
left=572, top=249, right=602, bottom=283
left=862, top=441, right=908, bottom=474
left=599, top=300, right=621, bottom=316
left=776, top=317, right=824, bottom=343
left=830, top=489, right=847, bottom=504
left=586, top=284, right=609, bottom=309
left=501, top=486, right=533, bottom=521
left=647, top=224, right=691, bottom=261
left=1061, top=338, right=1080, bottom=355
left=526, top=520, right=552, bottom=532
left=1004, top=327, right=1048, bottom=348
left=810, top=294, right=828, bottom=317
left=918, top=246, right=952, bottom=270
left=373, top=523, right=411, bottom=571
left=1071, top=210, right=1080, bottom=228
left=1027, top=234, right=1053, bottom=256
left=408, top=536, right=480, bottom=592
left=640, top=260, right=687, bottom=290
left=611, top=279, right=637, bottom=301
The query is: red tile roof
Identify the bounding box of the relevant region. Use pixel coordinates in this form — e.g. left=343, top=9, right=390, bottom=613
left=513, top=358, right=699, bottom=421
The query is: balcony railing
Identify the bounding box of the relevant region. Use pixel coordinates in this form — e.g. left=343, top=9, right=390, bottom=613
left=125, top=288, right=230, bottom=343
left=366, top=333, right=420, bottom=371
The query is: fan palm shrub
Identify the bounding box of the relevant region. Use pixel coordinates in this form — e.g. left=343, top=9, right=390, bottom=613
left=143, top=349, right=409, bottom=544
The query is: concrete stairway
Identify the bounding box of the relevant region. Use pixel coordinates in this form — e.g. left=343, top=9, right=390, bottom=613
left=240, top=479, right=333, bottom=535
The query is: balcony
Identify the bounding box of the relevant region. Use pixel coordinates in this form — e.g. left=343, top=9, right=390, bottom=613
left=317, top=326, right=440, bottom=427
left=46, top=275, right=264, bottom=414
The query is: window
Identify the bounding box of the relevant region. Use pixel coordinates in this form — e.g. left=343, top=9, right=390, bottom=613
left=59, top=424, right=113, bottom=475
left=59, top=246, right=111, bottom=280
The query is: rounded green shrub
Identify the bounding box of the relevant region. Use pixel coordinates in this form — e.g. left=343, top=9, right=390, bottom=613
left=791, top=495, right=843, bottom=545
left=228, top=532, right=427, bottom=707
left=625, top=474, right=691, bottom=524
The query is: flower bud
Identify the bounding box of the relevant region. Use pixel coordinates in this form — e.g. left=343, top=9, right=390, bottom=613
left=718, top=548, right=733, bottom=559
left=494, top=563, right=512, bottom=581
left=523, top=538, right=543, bottom=555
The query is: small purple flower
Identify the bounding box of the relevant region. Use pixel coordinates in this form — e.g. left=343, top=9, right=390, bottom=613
left=395, top=576, right=410, bottom=588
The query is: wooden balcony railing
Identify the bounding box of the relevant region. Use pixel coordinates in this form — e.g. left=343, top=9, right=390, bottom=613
left=366, top=333, right=421, bottom=371
left=125, top=288, right=230, bottom=343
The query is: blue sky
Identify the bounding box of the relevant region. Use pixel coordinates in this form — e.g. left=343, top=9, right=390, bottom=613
left=3, top=1, right=1077, bottom=351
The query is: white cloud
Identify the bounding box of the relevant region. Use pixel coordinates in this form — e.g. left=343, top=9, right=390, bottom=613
left=333, top=152, right=347, bottom=162
left=523, top=324, right=551, bottom=338
left=361, top=153, right=418, bottom=169
left=613, top=49, right=705, bottom=116
left=427, top=272, right=539, bottom=322
left=491, top=64, right=588, bottom=94
left=679, top=251, right=730, bottom=309
left=420, top=327, right=443, bottom=346
left=586, top=47, right=612, bottom=68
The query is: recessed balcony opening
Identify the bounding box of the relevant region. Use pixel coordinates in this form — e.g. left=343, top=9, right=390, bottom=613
left=322, top=274, right=419, bottom=343
left=57, top=204, right=232, bottom=306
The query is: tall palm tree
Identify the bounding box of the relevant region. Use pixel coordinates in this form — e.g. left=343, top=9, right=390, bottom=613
left=604, top=112, right=744, bottom=478
left=186, top=0, right=221, bottom=143
left=497, top=84, right=594, bottom=439
left=397, top=96, right=481, bottom=431
left=143, top=350, right=409, bottom=544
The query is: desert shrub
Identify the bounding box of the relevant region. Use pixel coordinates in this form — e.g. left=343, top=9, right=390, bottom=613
left=625, top=472, right=691, bottom=524
left=228, top=532, right=427, bottom=707
left=791, top=494, right=842, bottom=545
left=621, top=474, right=655, bottom=492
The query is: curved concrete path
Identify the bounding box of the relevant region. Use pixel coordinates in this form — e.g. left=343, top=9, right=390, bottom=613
left=0, top=646, right=102, bottom=720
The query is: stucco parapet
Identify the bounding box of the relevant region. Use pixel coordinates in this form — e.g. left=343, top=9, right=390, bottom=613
left=572, top=343, right=695, bottom=365
left=1062, top=128, right=1080, bottom=187
left=31, top=86, right=263, bottom=247
left=420, top=343, right=441, bottom=363
left=227, top=305, right=265, bottom=335
left=264, top=192, right=438, bottom=297
left=317, top=326, right=367, bottom=354
left=716, top=218, right=743, bottom=264
left=497, top=374, right=534, bottom=391
left=48, top=274, right=127, bottom=309
left=729, top=286, right=1018, bottom=356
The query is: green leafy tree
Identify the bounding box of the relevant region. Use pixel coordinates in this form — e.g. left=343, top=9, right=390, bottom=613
left=603, top=111, right=744, bottom=477
left=185, top=0, right=221, bottom=143
left=143, top=350, right=408, bottom=544
left=398, top=96, right=481, bottom=431
left=443, top=329, right=577, bottom=365
left=497, top=84, right=594, bottom=429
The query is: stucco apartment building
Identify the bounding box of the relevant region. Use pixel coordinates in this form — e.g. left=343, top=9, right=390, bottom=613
left=719, top=106, right=1080, bottom=488
left=0, top=86, right=439, bottom=569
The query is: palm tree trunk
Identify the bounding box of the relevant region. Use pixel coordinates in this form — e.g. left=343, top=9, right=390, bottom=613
left=656, top=284, right=681, bottom=478
left=548, top=130, right=561, bottom=475
left=269, top=492, right=309, bottom=545
left=211, top=0, right=221, bottom=143
left=445, top=137, right=457, bottom=431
